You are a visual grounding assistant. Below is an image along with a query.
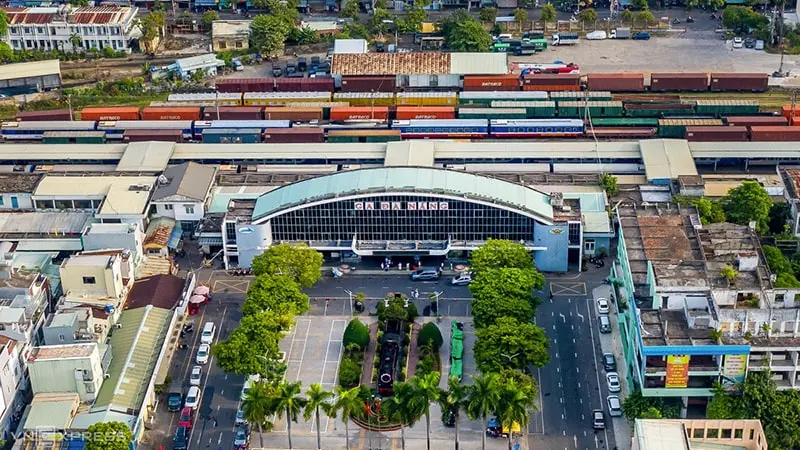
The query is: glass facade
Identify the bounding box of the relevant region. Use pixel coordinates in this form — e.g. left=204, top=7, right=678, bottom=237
left=269, top=195, right=539, bottom=244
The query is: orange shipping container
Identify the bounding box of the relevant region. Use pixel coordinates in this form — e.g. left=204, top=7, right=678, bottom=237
left=263, top=107, right=323, bottom=121
left=780, top=105, right=800, bottom=122
left=80, top=107, right=140, bottom=121
left=396, top=107, right=455, bottom=120
left=141, top=107, right=201, bottom=121
left=462, top=75, right=520, bottom=91
left=330, top=106, right=389, bottom=121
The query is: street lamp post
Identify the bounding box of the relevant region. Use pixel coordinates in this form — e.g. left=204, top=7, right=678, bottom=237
left=500, top=352, right=520, bottom=363
left=344, top=289, right=354, bottom=315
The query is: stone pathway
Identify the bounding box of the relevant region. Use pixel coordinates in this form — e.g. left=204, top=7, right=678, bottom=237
left=360, top=322, right=379, bottom=386
left=405, top=321, right=421, bottom=377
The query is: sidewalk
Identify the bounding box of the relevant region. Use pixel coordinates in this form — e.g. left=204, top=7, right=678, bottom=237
left=360, top=322, right=379, bottom=386
left=593, top=283, right=633, bottom=450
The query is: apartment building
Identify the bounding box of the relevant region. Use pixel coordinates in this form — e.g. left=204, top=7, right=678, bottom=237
left=1, top=6, right=140, bottom=53
left=28, top=343, right=109, bottom=402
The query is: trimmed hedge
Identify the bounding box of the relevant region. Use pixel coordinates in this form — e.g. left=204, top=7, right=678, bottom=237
left=418, top=322, right=444, bottom=350
left=343, top=319, right=370, bottom=350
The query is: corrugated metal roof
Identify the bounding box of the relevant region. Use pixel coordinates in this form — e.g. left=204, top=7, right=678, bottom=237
left=449, top=52, right=508, bottom=75
left=333, top=39, right=368, bottom=54
left=116, top=141, right=176, bottom=172
left=252, top=166, right=554, bottom=223
left=69, top=7, right=133, bottom=24
left=0, top=143, right=124, bottom=161
left=0, top=59, right=60, bottom=81
left=333, top=53, right=451, bottom=75
left=640, top=139, right=698, bottom=181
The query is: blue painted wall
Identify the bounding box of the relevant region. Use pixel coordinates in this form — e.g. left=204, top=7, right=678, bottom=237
left=533, top=222, right=569, bottom=272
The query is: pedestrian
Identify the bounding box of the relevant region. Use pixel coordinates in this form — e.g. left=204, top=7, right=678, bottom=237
left=398, top=262, right=402, bottom=270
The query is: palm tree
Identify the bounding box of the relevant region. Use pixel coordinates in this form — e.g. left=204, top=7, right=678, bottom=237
left=68, top=33, right=82, bottom=52
left=408, top=372, right=441, bottom=450
left=332, top=386, right=364, bottom=450
left=387, top=381, right=421, bottom=450
left=439, top=377, right=468, bottom=450
left=241, top=381, right=277, bottom=449
left=466, top=373, right=501, bottom=450
left=496, top=379, right=535, bottom=450
left=303, top=383, right=334, bottom=450
left=273, top=380, right=307, bottom=450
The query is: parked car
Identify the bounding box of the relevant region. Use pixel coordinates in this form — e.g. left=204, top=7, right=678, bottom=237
left=745, top=37, right=756, bottom=48
left=733, top=36, right=744, bottom=48
left=586, top=30, right=607, bottom=40
left=200, top=322, right=216, bottom=344
left=599, top=315, right=612, bottom=334
left=272, top=66, right=283, bottom=77
left=178, top=407, right=193, bottom=429
left=235, top=407, right=247, bottom=425
left=286, top=63, right=296, bottom=75
left=167, top=392, right=182, bottom=412
left=606, top=372, right=621, bottom=393
left=190, top=365, right=202, bottom=386
left=632, top=31, right=651, bottom=40
left=607, top=395, right=623, bottom=417
left=596, top=298, right=610, bottom=315
left=451, top=272, right=472, bottom=286
left=234, top=424, right=250, bottom=449
left=184, top=386, right=201, bottom=410
left=196, top=344, right=210, bottom=364
left=173, top=426, right=188, bottom=450
left=602, top=353, right=617, bottom=372
left=297, top=56, right=307, bottom=72
left=410, top=269, right=440, bottom=281
left=755, top=40, right=765, bottom=50
left=592, top=409, right=605, bottom=429
left=241, top=374, right=260, bottom=401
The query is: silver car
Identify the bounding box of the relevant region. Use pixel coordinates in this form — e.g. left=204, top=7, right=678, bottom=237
left=607, top=395, right=622, bottom=417
left=606, top=372, right=621, bottom=393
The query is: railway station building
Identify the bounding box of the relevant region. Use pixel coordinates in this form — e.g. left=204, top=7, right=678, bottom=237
left=220, top=166, right=614, bottom=272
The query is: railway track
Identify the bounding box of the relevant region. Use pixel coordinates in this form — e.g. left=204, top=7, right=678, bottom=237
left=617, top=89, right=793, bottom=110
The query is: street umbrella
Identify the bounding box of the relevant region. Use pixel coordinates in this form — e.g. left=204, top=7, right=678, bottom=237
left=193, top=286, right=210, bottom=296
left=190, top=295, right=207, bottom=304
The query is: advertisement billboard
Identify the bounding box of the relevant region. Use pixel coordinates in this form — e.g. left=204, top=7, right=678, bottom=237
left=722, top=354, right=747, bottom=387
left=665, top=355, right=691, bottom=388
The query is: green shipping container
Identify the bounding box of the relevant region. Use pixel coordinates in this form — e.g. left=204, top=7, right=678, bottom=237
left=693, top=99, right=760, bottom=116
left=491, top=101, right=556, bottom=117
left=550, top=91, right=613, bottom=101
left=365, top=134, right=402, bottom=143
left=458, top=108, right=528, bottom=119
left=557, top=101, right=624, bottom=118
left=202, top=128, right=262, bottom=144
left=43, top=131, right=106, bottom=144
left=657, top=119, right=723, bottom=138
left=591, top=118, right=660, bottom=127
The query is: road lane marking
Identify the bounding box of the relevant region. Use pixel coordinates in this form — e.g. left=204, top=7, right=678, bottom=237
left=586, top=297, right=611, bottom=449
left=294, top=319, right=311, bottom=381
left=550, top=282, right=587, bottom=296
left=188, top=305, right=228, bottom=450
left=212, top=279, right=250, bottom=293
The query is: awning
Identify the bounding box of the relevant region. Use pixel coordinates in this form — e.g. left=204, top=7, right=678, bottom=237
left=16, top=240, right=83, bottom=252
left=198, top=236, right=223, bottom=246
left=167, top=222, right=183, bottom=249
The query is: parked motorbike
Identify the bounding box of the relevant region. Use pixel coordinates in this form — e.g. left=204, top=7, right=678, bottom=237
left=687, top=16, right=694, bottom=23
left=183, top=323, right=194, bottom=333
left=178, top=343, right=188, bottom=350
left=710, top=13, right=716, bottom=19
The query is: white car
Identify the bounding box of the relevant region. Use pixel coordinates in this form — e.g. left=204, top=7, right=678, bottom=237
left=184, top=386, right=201, bottom=410
left=607, top=395, right=622, bottom=417
left=586, top=30, right=607, bottom=40
left=733, top=37, right=744, bottom=48
left=451, top=272, right=472, bottom=286
left=196, top=344, right=210, bottom=364
left=190, top=365, right=202, bottom=386
left=606, top=372, right=621, bottom=393
left=200, top=322, right=216, bottom=345
left=241, top=374, right=261, bottom=401
left=597, top=298, right=610, bottom=315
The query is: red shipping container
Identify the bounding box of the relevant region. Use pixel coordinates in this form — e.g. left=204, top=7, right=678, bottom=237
left=522, top=74, right=580, bottom=86
left=216, top=78, right=275, bottom=93
left=523, top=84, right=579, bottom=92
left=649, top=73, right=709, bottom=92
left=295, top=78, right=335, bottom=92
left=780, top=105, right=800, bottom=122
left=725, top=116, right=788, bottom=127
left=340, top=76, right=396, bottom=92
left=263, top=107, right=323, bottom=121
left=396, top=107, right=455, bottom=120
left=141, top=107, right=201, bottom=121
left=123, top=129, right=184, bottom=143
left=80, top=107, right=140, bottom=121
left=463, top=75, right=520, bottom=91
left=16, top=109, right=72, bottom=121
left=750, top=126, right=800, bottom=141
left=262, top=127, right=325, bottom=143
left=685, top=126, right=749, bottom=141
left=624, top=103, right=694, bottom=111
left=586, top=73, right=645, bottom=92
left=330, top=106, right=389, bottom=121
left=710, top=73, right=768, bottom=92
left=203, top=106, right=264, bottom=120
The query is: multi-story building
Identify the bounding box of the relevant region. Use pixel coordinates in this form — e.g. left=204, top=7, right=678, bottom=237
left=1, top=6, right=140, bottom=53
left=151, top=162, right=217, bottom=235
left=27, top=343, right=109, bottom=402
left=632, top=419, right=768, bottom=450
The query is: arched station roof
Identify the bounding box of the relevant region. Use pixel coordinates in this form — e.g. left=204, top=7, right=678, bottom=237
left=252, top=166, right=554, bottom=224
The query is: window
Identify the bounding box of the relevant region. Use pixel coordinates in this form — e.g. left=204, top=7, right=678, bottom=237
left=0, top=197, right=5, bottom=206
left=794, top=293, right=800, bottom=302
left=184, top=205, right=195, bottom=214
left=58, top=334, right=65, bottom=342
left=24, top=28, right=31, bottom=34
left=707, top=429, right=719, bottom=439
left=235, top=41, right=243, bottom=48
left=693, top=429, right=704, bottom=439
left=164, top=204, right=173, bottom=210
left=734, top=429, right=744, bottom=439
left=37, top=27, right=44, bottom=33
left=776, top=293, right=785, bottom=302
left=82, top=276, right=96, bottom=285
left=35, top=199, right=53, bottom=210
left=219, top=41, right=227, bottom=49
left=584, top=239, right=595, bottom=253
left=85, top=382, right=95, bottom=393
left=10, top=28, right=17, bottom=34
left=722, top=429, right=732, bottom=439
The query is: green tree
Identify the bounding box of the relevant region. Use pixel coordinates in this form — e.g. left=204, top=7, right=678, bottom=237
left=474, top=317, right=550, bottom=372
left=768, top=202, right=791, bottom=234
left=640, top=407, right=663, bottom=419
left=249, top=14, right=288, bottom=57
left=242, top=381, right=277, bottom=448
left=540, top=3, right=557, bottom=21
left=722, top=181, right=772, bottom=232
left=496, top=379, right=535, bottom=450
left=600, top=173, right=619, bottom=197
left=0, top=10, right=7, bottom=37
left=0, top=43, right=13, bottom=63
left=440, top=10, right=493, bottom=52
left=418, top=322, right=444, bottom=349
left=340, top=0, right=360, bottom=21
left=479, top=6, right=498, bottom=23
left=69, top=32, right=83, bottom=52
left=304, top=383, right=334, bottom=450
left=332, top=386, right=364, bottom=450
left=466, top=373, right=501, bottom=450
left=776, top=272, right=800, bottom=288
left=763, top=245, right=792, bottom=275
left=578, top=8, right=598, bottom=22
left=513, top=8, right=528, bottom=30
left=342, top=319, right=370, bottom=350
left=84, top=422, right=132, bottom=450
left=370, top=8, right=392, bottom=36
left=274, top=380, right=307, bottom=450
left=620, top=9, right=633, bottom=23
left=471, top=296, right=534, bottom=330
left=722, top=6, right=767, bottom=33
left=631, top=0, right=648, bottom=8
left=337, top=357, right=361, bottom=388
left=409, top=372, right=441, bottom=450
left=375, top=0, right=389, bottom=8
left=398, top=5, right=426, bottom=33
left=470, top=239, right=533, bottom=275
left=635, top=9, right=655, bottom=25
left=137, top=11, right=166, bottom=53
left=695, top=198, right=726, bottom=224
left=469, top=267, right=544, bottom=306
left=68, top=0, right=90, bottom=6
left=388, top=381, right=421, bottom=450
left=202, top=10, right=220, bottom=29
left=212, top=310, right=291, bottom=376
left=242, top=274, right=309, bottom=317
left=438, top=377, right=468, bottom=450
left=251, top=243, right=323, bottom=287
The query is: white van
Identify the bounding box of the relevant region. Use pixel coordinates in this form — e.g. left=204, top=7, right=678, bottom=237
left=200, top=322, right=216, bottom=344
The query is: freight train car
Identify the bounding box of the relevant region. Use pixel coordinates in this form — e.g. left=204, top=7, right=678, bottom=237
left=392, top=119, right=489, bottom=139
left=96, top=120, right=194, bottom=140
left=263, top=107, right=324, bottom=121
left=489, top=119, right=584, bottom=138
left=15, top=109, right=73, bottom=121
left=326, top=129, right=401, bottom=143
left=141, top=107, right=201, bottom=121
left=274, top=77, right=335, bottom=93
left=710, top=73, right=768, bottom=92
left=658, top=118, right=723, bottom=138
left=549, top=91, right=613, bottom=101
left=458, top=108, right=528, bottom=119
left=586, top=73, right=645, bottom=92
left=462, top=75, right=521, bottom=91
left=80, top=107, right=140, bottom=121
left=124, top=129, right=184, bottom=143
left=202, top=106, right=264, bottom=120
left=460, top=91, right=548, bottom=105
left=749, top=126, right=800, bottom=141
left=685, top=126, right=749, bottom=142
left=649, top=73, right=709, bottom=92
left=243, top=92, right=332, bottom=106
left=1, top=120, right=97, bottom=140
left=694, top=99, right=760, bottom=116
left=168, top=93, right=243, bottom=105
left=591, top=118, right=660, bottom=127
left=556, top=101, right=624, bottom=118
left=724, top=116, right=788, bottom=127
left=623, top=102, right=695, bottom=117
left=490, top=101, right=557, bottom=117
left=585, top=127, right=657, bottom=138
left=330, top=106, right=390, bottom=122
left=202, top=128, right=262, bottom=143
left=334, top=92, right=395, bottom=106
left=396, top=92, right=458, bottom=106
left=396, top=107, right=455, bottom=120
left=262, top=127, right=326, bottom=143
left=42, top=131, right=106, bottom=144
left=340, top=76, right=396, bottom=93
left=522, top=74, right=581, bottom=91
left=192, top=120, right=291, bottom=138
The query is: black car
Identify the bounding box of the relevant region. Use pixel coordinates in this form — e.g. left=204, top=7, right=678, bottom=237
left=272, top=66, right=283, bottom=77
left=602, top=353, right=617, bottom=372
left=745, top=37, right=756, bottom=48
left=376, top=42, right=386, bottom=52
left=286, top=63, right=296, bottom=75
left=297, top=56, right=307, bottom=72
left=173, top=426, right=188, bottom=450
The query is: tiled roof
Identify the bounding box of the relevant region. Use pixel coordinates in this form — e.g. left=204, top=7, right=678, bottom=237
left=125, top=274, right=185, bottom=310
left=332, top=53, right=451, bottom=76
left=6, top=11, right=55, bottom=24
left=2, top=6, right=133, bottom=25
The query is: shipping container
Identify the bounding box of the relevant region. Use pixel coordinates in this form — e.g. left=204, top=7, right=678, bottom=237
left=80, top=107, right=140, bottom=121
left=203, top=106, right=264, bottom=120
left=152, top=101, right=217, bottom=108
left=685, top=126, right=749, bottom=141
left=549, top=91, right=613, bottom=101
left=490, top=101, right=557, bottom=117
left=749, top=126, right=800, bottom=141
left=340, top=76, right=396, bottom=92
left=396, top=74, right=460, bottom=90
left=262, top=107, right=324, bottom=121
left=522, top=74, right=581, bottom=90
left=42, top=131, right=106, bottom=144
left=275, top=77, right=335, bottom=92
left=285, top=102, right=350, bottom=120
left=396, top=106, right=456, bottom=120
left=457, top=108, right=528, bottom=119
left=462, top=75, right=521, bottom=91
left=216, top=78, right=275, bottom=93
left=658, top=118, right=723, bottom=138
left=586, top=73, right=645, bottom=92
left=612, top=94, right=682, bottom=103
left=557, top=101, right=624, bottom=118
left=202, top=128, right=262, bottom=144
left=649, top=73, right=709, bottom=92
left=326, top=129, right=401, bottom=143
left=460, top=91, right=548, bottom=105
left=586, top=127, right=657, bottom=138
left=396, top=92, right=458, bottom=106
left=123, top=129, right=184, bottom=143
left=591, top=117, right=660, bottom=127
left=334, top=92, right=395, bottom=106
left=243, top=92, right=332, bottom=106
left=262, top=127, right=325, bottom=143
left=780, top=105, right=800, bottom=121
left=624, top=102, right=696, bottom=117
left=15, top=109, right=72, bottom=121
left=694, top=99, right=760, bottom=116
left=141, top=107, right=201, bottom=121
left=709, top=73, right=769, bottom=92
left=168, top=93, right=242, bottom=105
left=330, top=106, right=390, bottom=122
left=725, top=116, right=788, bottom=127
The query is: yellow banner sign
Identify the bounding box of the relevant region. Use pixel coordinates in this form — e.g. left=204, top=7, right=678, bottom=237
left=666, top=355, right=690, bottom=388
